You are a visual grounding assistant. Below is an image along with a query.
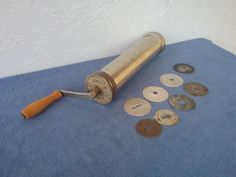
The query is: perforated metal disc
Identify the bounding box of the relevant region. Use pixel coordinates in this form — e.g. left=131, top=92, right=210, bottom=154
left=86, top=74, right=113, bottom=104
left=173, top=63, right=195, bottom=74
left=160, top=74, right=184, bottom=87
left=154, top=109, right=179, bottom=126
left=143, top=86, right=169, bottom=102
left=168, top=94, right=196, bottom=111
left=135, top=119, right=161, bottom=137
left=183, top=82, right=208, bottom=96
left=124, top=98, right=151, bottom=116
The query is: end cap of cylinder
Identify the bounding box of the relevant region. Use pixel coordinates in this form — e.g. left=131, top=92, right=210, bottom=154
left=144, top=32, right=166, bottom=51
left=85, top=71, right=117, bottom=104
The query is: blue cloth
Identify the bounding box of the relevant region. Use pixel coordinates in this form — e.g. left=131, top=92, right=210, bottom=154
left=0, top=39, right=236, bottom=177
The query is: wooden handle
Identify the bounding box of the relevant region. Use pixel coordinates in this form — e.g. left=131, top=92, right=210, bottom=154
left=21, top=90, right=63, bottom=119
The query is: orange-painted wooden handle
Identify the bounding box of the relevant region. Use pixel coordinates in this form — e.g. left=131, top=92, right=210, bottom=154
left=21, top=90, right=63, bottom=119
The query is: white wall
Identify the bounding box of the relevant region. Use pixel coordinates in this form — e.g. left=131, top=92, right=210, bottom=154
left=1, top=0, right=236, bottom=78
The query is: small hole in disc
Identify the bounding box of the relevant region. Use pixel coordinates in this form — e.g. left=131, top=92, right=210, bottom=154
left=193, top=87, right=200, bottom=91
left=161, top=114, right=171, bottom=119
left=178, top=100, right=186, bottom=105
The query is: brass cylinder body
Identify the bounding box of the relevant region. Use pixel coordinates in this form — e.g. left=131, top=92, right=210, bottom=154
left=86, top=32, right=165, bottom=104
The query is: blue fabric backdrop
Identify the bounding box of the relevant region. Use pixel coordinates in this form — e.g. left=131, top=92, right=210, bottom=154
left=0, top=39, right=236, bottom=177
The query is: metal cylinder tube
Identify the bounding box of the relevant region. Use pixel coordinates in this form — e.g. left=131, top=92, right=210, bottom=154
left=85, top=32, right=165, bottom=104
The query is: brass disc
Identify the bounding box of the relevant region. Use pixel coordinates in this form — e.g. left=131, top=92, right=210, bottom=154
left=183, top=82, right=209, bottom=96
left=154, top=109, right=179, bottom=126
left=124, top=98, right=151, bottom=116
left=173, top=63, right=195, bottom=74
left=168, top=94, right=196, bottom=111
left=143, top=86, right=169, bottom=102
left=86, top=73, right=114, bottom=104
left=135, top=119, right=161, bottom=137
left=160, top=74, right=184, bottom=87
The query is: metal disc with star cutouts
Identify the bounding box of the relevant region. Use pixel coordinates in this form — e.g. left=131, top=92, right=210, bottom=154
left=168, top=94, right=196, bottom=111
left=173, top=63, right=195, bottom=74
left=183, top=82, right=209, bottom=96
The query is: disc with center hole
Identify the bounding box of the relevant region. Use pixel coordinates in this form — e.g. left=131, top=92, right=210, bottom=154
left=168, top=94, right=196, bottom=111
left=154, top=109, right=179, bottom=126
left=124, top=98, right=151, bottom=116
left=143, top=86, right=169, bottom=102
left=183, top=82, right=209, bottom=96
left=160, top=74, right=184, bottom=87
left=135, top=119, right=161, bottom=137
left=173, top=63, right=195, bottom=74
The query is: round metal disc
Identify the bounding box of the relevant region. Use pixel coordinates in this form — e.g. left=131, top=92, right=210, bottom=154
left=168, top=94, right=196, bottom=111
left=135, top=119, right=161, bottom=137
left=160, top=74, right=184, bottom=87
left=154, top=109, right=179, bottom=126
left=173, top=63, right=195, bottom=74
left=124, top=98, right=151, bottom=116
left=143, top=86, right=169, bottom=102
left=86, top=74, right=113, bottom=104
left=183, top=82, right=208, bottom=96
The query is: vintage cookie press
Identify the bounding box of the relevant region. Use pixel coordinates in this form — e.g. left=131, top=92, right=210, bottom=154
left=21, top=32, right=165, bottom=119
